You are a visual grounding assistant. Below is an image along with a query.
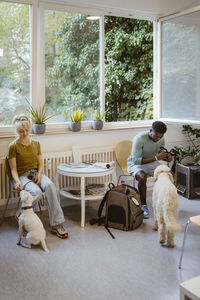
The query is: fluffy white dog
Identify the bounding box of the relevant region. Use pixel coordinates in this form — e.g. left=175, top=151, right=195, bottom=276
left=17, top=190, right=49, bottom=252
left=152, top=165, right=181, bottom=247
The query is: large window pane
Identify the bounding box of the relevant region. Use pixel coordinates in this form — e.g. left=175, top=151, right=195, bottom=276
left=104, top=16, right=153, bottom=122
left=0, top=1, right=31, bottom=125
left=161, top=11, right=200, bottom=121
left=44, top=10, right=100, bottom=122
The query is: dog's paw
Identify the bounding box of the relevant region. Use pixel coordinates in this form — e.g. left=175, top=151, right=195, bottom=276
left=159, top=239, right=165, bottom=244
left=153, top=226, right=158, bottom=231
left=17, top=241, right=21, bottom=246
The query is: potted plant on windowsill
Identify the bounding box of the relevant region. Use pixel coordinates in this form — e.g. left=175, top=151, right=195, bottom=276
left=26, top=102, right=58, bottom=134
left=92, top=109, right=105, bottom=130
left=69, top=107, right=84, bottom=132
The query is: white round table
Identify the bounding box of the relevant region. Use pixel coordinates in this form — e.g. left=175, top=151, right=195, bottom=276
left=56, top=164, right=116, bottom=227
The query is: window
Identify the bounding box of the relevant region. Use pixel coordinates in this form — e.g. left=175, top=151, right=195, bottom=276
left=0, top=1, right=154, bottom=131
left=160, top=10, right=200, bottom=123
left=44, top=9, right=101, bottom=123
left=0, top=1, right=31, bottom=126
left=104, top=16, right=153, bottom=122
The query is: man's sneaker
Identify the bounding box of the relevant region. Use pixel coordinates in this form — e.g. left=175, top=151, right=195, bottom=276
left=51, top=225, right=68, bottom=239
left=142, top=205, right=149, bottom=219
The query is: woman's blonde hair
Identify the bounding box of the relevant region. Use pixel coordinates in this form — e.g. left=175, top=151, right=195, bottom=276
left=12, top=114, right=31, bottom=133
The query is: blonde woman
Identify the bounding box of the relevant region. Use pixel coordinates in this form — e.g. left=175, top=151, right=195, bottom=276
left=8, top=114, right=68, bottom=239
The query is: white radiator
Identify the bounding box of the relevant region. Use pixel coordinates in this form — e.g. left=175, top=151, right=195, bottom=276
left=0, top=146, right=115, bottom=206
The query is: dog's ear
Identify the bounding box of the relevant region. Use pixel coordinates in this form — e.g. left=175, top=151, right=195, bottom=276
left=168, top=172, right=174, bottom=183
left=20, top=190, right=28, bottom=203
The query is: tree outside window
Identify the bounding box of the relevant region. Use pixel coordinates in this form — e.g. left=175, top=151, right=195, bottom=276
left=0, top=2, right=30, bottom=126
left=105, top=16, right=153, bottom=122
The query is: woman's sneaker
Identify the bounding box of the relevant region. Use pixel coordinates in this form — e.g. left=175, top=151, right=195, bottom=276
left=142, top=205, right=149, bottom=219
left=51, top=225, right=68, bottom=239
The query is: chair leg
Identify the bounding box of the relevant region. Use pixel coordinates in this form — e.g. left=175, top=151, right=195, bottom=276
left=179, top=219, right=190, bottom=269
left=0, top=191, right=11, bottom=225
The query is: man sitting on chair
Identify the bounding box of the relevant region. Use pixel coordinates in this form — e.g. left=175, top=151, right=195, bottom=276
left=127, top=121, right=172, bottom=219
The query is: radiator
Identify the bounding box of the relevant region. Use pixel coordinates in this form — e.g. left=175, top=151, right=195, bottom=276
left=0, top=146, right=115, bottom=206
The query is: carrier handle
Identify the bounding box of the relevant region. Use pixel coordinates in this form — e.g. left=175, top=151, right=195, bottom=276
left=108, top=182, right=115, bottom=190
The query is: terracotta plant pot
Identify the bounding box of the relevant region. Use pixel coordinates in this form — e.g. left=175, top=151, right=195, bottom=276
left=32, top=123, right=46, bottom=134
left=92, top=120, right=103, bottom=130
left=70, top=122, right=81, bottom=132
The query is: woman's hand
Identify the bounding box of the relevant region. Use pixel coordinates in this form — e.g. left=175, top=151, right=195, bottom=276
left=35, top=173, right=41, bottom=186
left=14, top=182, right=22, bottom=191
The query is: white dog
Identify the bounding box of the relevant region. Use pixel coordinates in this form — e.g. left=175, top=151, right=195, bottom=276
left=17, top=190, right=49, bottom=252
left=152, top=165, right=181, bottom=247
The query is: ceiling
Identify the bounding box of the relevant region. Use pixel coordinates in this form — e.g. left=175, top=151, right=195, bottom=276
left=54, top=0, right=200, bottom=20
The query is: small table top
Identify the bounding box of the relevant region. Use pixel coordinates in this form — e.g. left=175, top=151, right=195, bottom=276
left=57, top=163, right=115, bottom=177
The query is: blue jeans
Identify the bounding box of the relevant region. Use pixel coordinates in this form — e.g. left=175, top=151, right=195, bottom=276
left=17, top=170, right=65, bottom=227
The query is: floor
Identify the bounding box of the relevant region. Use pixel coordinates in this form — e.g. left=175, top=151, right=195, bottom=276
left=0, top=192, right=200, bottom=300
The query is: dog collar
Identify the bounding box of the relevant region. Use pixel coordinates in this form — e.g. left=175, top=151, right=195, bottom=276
left=21, top=206, right=33, bottom=210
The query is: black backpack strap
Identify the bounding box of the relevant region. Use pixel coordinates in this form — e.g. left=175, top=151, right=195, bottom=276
left=105, top=226, right=115, bottom=239
left=90, top=183, right=115, bottom=226
left=89, top=190, right=109, bottom=226
left=97, top=190, right=109, bottom=219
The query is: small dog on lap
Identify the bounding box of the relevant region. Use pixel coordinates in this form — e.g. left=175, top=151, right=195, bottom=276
left=152, top=165, right=181, bottom=247
left=17, top=190, right=49, bottom=252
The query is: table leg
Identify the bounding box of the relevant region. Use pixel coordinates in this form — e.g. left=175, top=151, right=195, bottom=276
left=81, top=177, right=85, bottom=227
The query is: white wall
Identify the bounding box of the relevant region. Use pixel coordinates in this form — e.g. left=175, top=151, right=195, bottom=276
left=0, top=123, right=187, bottom=157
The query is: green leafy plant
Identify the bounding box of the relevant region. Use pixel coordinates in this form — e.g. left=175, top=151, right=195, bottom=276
left=172, top=125, right=200, bottom=165
left=70, top=107, right=84, bottom=122
left=26, top=101, right=58, bottom=124
left=94, top=109, right=105, bottom=121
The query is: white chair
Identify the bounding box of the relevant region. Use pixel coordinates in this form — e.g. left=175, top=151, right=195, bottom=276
left=179, top=215, right=200, bottom=269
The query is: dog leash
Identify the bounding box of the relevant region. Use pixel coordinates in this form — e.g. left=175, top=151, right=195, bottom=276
left=22, top=180, right=45, bottom=206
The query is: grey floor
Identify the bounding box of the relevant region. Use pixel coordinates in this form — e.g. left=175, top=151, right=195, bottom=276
left=0, top=192, right=200, bottom=300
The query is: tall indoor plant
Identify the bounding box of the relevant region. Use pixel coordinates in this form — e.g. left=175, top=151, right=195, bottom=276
left=172, top=125, right=200, bottom=166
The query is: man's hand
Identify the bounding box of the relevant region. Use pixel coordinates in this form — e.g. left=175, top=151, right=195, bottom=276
left=156, top=152, right=169, bottom=161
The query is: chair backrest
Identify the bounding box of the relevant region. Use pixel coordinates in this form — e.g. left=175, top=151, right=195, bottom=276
left=4, top=157, right=13, bottom=181
left=115, top=140, right=132, bottom=175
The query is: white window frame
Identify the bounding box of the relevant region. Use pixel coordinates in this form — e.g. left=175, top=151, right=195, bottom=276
left=0, top=0, right=155, bottom=136
left=157, top=5, right=200, bottom=125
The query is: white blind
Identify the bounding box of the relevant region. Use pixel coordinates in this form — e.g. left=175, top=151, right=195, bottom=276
left=161, top=10, right=200, bottom=121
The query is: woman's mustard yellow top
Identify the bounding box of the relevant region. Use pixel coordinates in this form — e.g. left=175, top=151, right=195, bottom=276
left=8, top=140, right=41, bottom=176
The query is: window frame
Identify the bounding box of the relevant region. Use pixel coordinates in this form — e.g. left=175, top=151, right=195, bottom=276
left=157, top=5, right=200, bottom=125
left=0, top=0, right=155, bottom=136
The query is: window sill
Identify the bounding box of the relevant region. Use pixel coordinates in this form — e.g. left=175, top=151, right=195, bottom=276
left=0, top=120, right=152, bottom=139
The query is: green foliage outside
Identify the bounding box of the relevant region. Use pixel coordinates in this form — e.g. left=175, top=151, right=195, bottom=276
left=104, top=16, right=153, bottom=121
left=0, top=4, right=153, bottom=125
left=45, top=12, right=100, bottom=121
left=0, top=2, right=30, bottom=125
